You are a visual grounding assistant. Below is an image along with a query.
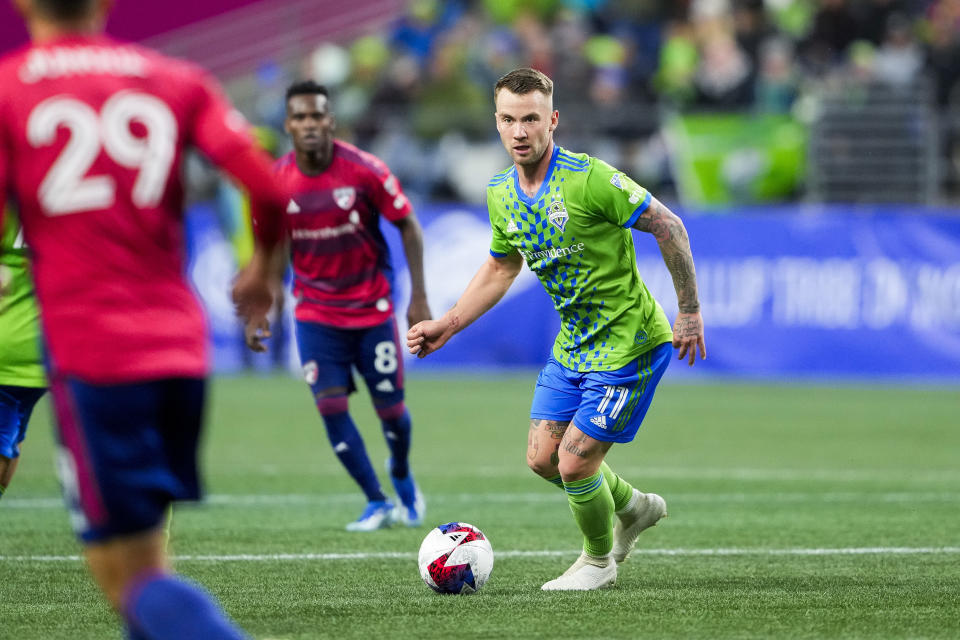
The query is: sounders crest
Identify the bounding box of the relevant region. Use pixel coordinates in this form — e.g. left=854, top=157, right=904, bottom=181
left=547, top=200, right=568, bottom=232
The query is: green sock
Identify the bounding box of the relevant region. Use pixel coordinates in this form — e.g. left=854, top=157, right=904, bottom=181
left=544, top=473, right=564, bottom=490
left=563, top=470, right=615, bottom=557
left=600, top=461, right=634, bottom=512
left=0, top=483, right=5, bottom=500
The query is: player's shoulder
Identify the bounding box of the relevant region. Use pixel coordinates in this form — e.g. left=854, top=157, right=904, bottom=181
left=487, top=165, right=516, bottom=189
left=0, top=43, right=31, bottom=79
left=555, top=147, right=592, bottom=172
left=272, top=151, right=297, bottom=174
left=333, top=139, right=390, bottom=178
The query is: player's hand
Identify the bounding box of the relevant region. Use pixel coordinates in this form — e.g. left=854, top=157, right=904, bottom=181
left=232, top=251, right=276, bottom=322
left=672, top=311, right=706, bottom=366
left=407, top=318, right=453, bottom=359
left=245, top=316, right=271, bottom=353
left=407, top=296, right=432, bottom=329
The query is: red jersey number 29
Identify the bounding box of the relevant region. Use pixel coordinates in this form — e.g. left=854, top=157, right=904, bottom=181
left=27, top=91, right=176, bottom=215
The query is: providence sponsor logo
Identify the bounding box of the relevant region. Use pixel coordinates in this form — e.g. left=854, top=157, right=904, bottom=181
left=518, top=242, right=586, bottom=262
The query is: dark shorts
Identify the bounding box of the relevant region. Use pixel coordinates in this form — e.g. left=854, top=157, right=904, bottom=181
left=50, top=376, right=205, bottom=543
left=0, top=385, right=47, bottom=459
left=529, top=342, right=672, bottom=443
left=295, top=317, right=405, bottom=408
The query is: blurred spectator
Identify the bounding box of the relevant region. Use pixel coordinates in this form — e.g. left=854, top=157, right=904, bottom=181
left=923, top=0, right=960, bottom=106
left=754, top=36, right=800, bottom=112
left=692, top=15, right=754, bottom=107
left=873, top=12, right=923, bottom=87
left=803, top=0, right=860, bottom=72
left=210, top=0, right=960, bottom=205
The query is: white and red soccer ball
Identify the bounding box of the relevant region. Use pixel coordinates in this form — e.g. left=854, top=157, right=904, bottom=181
left=417, top=522, right=494, bottom=594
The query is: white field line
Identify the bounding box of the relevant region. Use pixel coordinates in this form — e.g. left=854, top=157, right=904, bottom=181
left=5, top=490, right=960, bottom=510
left=467, top=467, right=960, bottom=482
left=3, top=547, right=960, bottom=563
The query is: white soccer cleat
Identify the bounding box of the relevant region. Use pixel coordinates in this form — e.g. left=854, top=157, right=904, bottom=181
left=345, top=500, right=397, bottom=532
left=541, top=552, right=617, bottom=591
left=612, top=489, right=667, bottom=563
left=395, top=488, right=426, bottom=527
left=386, top=458, right=426, bottom=527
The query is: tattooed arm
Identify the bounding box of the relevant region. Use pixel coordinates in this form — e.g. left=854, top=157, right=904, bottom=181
left=632, top=196, right=706, bottom=366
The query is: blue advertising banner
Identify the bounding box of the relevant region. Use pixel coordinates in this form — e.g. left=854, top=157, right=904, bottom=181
left=186, top=202, right=960, bottom=381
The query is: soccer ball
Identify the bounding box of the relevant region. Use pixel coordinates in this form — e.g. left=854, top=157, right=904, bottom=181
left=417, top=522, right=494, bottom=594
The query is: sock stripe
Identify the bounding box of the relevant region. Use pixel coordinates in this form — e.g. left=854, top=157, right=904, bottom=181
left=564, top=472, right=604, bottom=496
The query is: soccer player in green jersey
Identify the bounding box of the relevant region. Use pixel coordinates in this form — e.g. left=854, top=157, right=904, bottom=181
left=407, top=68, right=706, bottom=590
left=0, top=207, right=46, bottom=501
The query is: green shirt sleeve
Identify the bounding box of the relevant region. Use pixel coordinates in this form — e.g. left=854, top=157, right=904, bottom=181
left=582, top=158, right=652, bottom=228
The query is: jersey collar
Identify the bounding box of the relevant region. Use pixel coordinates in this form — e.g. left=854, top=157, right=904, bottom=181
left=513, top=144, right=559, bottom=208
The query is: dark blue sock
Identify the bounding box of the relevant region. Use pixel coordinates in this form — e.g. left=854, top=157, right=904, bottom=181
left=124, top=573, right=247, bottom=640
left=380, top=406, right=412, bottom=479
left=322, top=411, right=387, bottom=502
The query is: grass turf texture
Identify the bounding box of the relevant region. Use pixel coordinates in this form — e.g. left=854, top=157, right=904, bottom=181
left=2, top=374, right=958, bottom=639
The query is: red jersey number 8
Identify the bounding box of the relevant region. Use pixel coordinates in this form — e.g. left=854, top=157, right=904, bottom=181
left=26, top=91, right=177, bottom=215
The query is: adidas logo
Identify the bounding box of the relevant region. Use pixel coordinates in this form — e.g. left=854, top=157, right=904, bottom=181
left=590, top=415, right=608, bottom=429
left=506, top=220, right=520, bottom=233
left=375, top=379, right=395, bottom=393
left=287, top=199, right=301, bottom=214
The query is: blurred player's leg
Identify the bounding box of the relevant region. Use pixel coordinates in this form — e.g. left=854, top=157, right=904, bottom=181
left=318, top=393, right=394, bottom=530
left=296, top=320, right=394, bottom=531
left=0, top=385, right=46, bottom=500
left=358, top=319, right=424, bottom=527
left=85, top=528, right=246, bottom=640
left=52, top=377, right=250, bottom=638
left=0, top=456, right=16, bottom=499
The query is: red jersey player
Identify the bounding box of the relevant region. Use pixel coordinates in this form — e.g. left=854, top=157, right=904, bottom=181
left=0, top=1, right=284, bottom=638
left=244, top=81, right=431, bottom=531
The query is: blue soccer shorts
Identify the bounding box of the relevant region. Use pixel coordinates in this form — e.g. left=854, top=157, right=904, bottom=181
left=295, top=317, right=405, bottom=411
left=49, top=375, right=205, bottom=543
left=0, top=384, right=47, bottom=459
left=529, top=342, right=672, bottom=443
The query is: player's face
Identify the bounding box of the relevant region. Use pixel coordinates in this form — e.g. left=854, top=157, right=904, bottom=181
left=285, top=94, right=334, bottom=156
left=494, top=89, right=557, bottom=167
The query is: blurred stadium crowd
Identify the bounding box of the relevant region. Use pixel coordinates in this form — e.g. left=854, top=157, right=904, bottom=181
left=204, top=0, right=960, bottom=205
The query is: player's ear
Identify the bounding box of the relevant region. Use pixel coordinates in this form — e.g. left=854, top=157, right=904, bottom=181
left=94, top=0, right=115, bottom=21
left=12, top=0, right=30, bottom=18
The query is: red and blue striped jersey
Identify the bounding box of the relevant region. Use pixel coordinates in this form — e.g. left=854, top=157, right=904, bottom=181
left=274, top=141, right=412, bottom=328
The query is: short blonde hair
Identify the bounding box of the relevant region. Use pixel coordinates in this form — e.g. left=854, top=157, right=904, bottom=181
left=494, top=68, right=554, bottom=101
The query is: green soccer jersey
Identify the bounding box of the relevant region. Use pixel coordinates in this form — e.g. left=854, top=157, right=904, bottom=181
left=0, top=208, right=46, bottom=387
left=487, top=146, right=673, bottom=372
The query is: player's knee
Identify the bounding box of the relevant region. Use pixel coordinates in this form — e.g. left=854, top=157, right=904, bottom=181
left=374, top=400, right=406, bottom=421
left=526, top=454, right=557, bottom=479
left=316, top=394, right=348, bottom=416
left=556, top=454, right=593, bottom=481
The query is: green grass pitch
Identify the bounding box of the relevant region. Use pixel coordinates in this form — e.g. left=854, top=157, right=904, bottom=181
left=2, top=374, right=959, bottom=639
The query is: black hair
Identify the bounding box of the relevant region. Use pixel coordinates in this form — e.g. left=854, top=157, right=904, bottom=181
left=33, top=0, right=96, bottom=21
left=285, top=80, right=329, bottom=103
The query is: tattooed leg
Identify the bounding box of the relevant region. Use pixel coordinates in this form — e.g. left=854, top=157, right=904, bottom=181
left=526, top=419, right=568, bottom=480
